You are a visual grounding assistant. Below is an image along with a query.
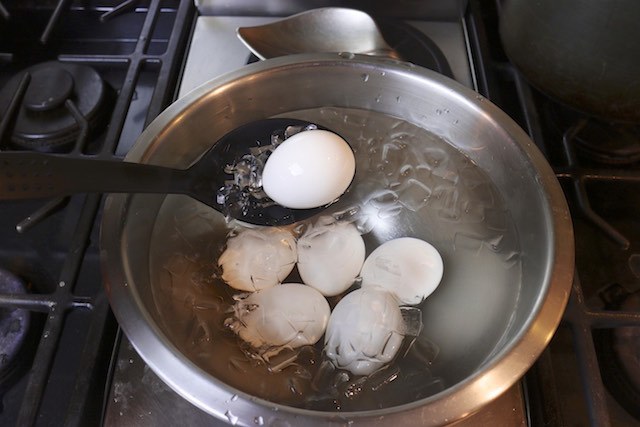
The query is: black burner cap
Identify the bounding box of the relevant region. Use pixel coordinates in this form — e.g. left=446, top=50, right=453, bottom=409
left=0, top=61, right=110, bottom=152
left=23, top=67, right=74, bottom=112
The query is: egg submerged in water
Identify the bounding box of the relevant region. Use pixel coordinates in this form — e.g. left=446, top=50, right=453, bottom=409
left=297, top=221, right=365, bottom=297
left=324, top=287, right=405, bottom=376
left=361, top=237, right=444, bottom=305
left=217, top=227, right=297, bottom=292
left=261, top=129, right=356, bottom=209
left=226, top=283, right=331, bottom=352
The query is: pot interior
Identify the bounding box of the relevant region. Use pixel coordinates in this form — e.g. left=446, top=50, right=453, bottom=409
left=109, top=55, right=565, bottom=420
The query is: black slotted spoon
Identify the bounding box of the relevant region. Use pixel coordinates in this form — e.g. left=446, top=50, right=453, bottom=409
left=0, top=118, right=331, bottom=226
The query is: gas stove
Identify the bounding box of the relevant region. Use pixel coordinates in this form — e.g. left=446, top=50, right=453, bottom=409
left=1, top=1, right=639, bottom=426
left=0, top=2, right=194, bottom=425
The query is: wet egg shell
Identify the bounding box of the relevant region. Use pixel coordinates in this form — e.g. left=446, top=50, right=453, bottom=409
left=324, top=287, right=405, bottom=376
left=261, top=129, right=356, bottom=209
left=361, top=237, right=444, bottom=305
left=297, top=222, right=365, bottom=296
left=218, top=227, right=297, bottom=292
left=229, top=283, right=331, bottom=350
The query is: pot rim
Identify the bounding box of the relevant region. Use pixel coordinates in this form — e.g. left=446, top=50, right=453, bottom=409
left=100, top=53, right=574, bottom=426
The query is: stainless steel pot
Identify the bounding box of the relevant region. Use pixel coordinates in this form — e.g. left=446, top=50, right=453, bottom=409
left=100, top=53, right=573, bottom=426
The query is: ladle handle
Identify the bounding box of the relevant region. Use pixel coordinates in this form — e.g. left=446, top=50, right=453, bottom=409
left=0, top=152, right=189, bottom=201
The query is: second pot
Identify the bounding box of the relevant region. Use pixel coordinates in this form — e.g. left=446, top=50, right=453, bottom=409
left=500, top=0, right=640, bottom=123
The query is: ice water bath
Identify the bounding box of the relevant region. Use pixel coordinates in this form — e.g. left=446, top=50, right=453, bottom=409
left=148, top=107, right=523, bottom=411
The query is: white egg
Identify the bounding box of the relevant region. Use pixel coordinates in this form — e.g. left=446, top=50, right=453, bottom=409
left=324, top=288, right=405, bottom=376
left=361, top=237, right=444, bottom=305
left=227, top=283, right=331, bottom=350
left=261, top=129, right=356, bottom=209
left=218, top=227, right=297, bottom=292
left=297, top=222, right=365, bottom=296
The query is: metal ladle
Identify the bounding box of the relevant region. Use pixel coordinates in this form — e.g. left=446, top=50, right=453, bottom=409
left=237, top=8, right=402, bottom=60
left=0, top=118, right=340, bottom=226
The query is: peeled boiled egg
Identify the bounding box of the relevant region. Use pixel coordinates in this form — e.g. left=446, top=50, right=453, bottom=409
left=218, top=227, right=297, bottom=292
left=297, top=222, right=365, bottom=296
left=324, top=287, right=405, bottom=376
left=226, top=283, right=331, bottom=351
left=361, top=237, right=444, bottom=305
left=261, top=129, right=356, bottom=209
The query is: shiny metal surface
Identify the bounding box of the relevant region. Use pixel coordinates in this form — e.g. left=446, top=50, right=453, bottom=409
left=237, top=8, right=401, bottom=60
left=101, top=53, right=573, bottom=426
left=178, top=16, right=277, bottom=98
left=178, top=16, right=473, bottom=99
left=103, top=335, right=526, bottom=426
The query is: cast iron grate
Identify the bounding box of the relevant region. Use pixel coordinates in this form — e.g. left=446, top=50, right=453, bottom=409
left=0, top=1, right=195, bottom=425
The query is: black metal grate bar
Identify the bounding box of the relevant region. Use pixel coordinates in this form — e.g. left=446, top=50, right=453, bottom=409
left=563, top=280, right=613, bottom=426
left=65, top=99, right=90, bottom=153
left=0, top=1, right=9, bottom=19
left=0, top=72, right=30, bottom=150
left=510, top=68, right=549, bottom=159
left=40, top=0, right=73, bottom=45
left=145, top=1, right=195, bottom=124
left=15, top=191, right=100, bottom=426
left=0, top=292, right=91, bottom=312
left=63, top=292, right=114, bottom=427
left=59, top=0, right=195, bottom=144
left=556, top=123, right=639, bottom=249
left=15, top=197, right=69, bottom=233
left=99, top=0, right=139, bottom=23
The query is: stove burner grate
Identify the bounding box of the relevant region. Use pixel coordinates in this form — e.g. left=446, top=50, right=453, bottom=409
left=571, top=120, right=640, bottom=165
left=544, top=102, right=640, bottom=166
left=0, top=0, right=196, bottom=424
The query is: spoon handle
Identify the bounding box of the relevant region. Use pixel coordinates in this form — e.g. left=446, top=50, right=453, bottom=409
left=0, top=152, right=190, bottom=201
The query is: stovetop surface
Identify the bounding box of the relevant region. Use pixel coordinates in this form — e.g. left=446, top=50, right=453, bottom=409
left=1, top=1, right=639, bottom=426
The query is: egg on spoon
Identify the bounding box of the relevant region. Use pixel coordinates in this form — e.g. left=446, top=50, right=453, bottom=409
left=261, top=129, right=356, bottom=209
